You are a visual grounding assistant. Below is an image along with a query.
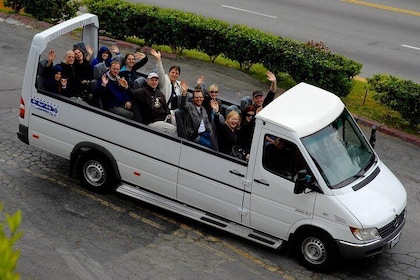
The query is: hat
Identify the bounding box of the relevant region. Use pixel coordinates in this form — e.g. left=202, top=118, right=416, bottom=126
left=73, top=42, right=88, bottom=57
left=252, top=90, right=263, bottom=98
left=147, top=72, right=159, bottom=79
left=53, top=64, right=63, bottom=74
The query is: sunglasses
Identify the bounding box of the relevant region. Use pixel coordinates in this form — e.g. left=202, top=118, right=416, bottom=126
left=210, top=91, right=219, bottom=93
left=246, top=113, right=255, bottom=118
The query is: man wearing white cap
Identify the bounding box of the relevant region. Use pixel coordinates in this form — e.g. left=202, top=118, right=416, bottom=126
left=124, top=72, right=177, bottom=136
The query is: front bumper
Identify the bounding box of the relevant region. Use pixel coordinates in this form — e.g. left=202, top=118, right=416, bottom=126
left=336, top=209, right=406, bottom=259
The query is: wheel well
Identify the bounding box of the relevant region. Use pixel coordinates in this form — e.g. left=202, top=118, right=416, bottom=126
left=289, top=225, right=337, bottom=251
left=69, top=142, right=121, bottom=182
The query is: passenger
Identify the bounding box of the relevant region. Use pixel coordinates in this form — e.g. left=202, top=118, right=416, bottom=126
left=252, top=71, right=277, bottom=111
left=119, top=51, right=148, bottom=88
left=238, top=105, right=256, bottom=155
left=125, top=72, right=177, bottom=136
left=43, top=65, right=71, bottom=97
left=180, top=81, right=218, bottom=150
left=94, top=60, right=134, bottom=119
left=91, top=45, right=121, bottom=70
left=73, top=41, right=93, bottom=62
left=201, top=82, right=223, bottom=121
left=211, top=100, right=245, bottom=159
left=73, top=45, right=94, bottom=100
left=42, top=50, right=78, bottom=96
left=149, top=49, right=182, bottom=113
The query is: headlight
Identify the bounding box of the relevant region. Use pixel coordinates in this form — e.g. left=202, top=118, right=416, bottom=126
left=350, top=227, right=380, bottom=241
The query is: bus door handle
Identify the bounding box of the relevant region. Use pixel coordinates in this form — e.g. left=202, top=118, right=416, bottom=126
left=229, top=169, right=245, bottom=177
left=254, top=179, right=270, bottom=186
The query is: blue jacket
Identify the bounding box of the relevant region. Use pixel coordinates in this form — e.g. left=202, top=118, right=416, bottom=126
left=94, top=72, right=131, bottom=110
left=91, top=46, right=113, bottom=70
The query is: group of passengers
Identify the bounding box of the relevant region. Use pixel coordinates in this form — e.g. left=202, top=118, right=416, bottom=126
left=40, top=42, right=278, bottom=160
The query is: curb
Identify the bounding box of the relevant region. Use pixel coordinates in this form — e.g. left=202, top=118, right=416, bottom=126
left=354, top=115, right=420, bottom=147
left=1, top=11, right=419, bottom=147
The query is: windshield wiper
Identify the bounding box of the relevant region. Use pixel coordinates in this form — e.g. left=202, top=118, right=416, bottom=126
left=353, top=155, right=378, bottom=179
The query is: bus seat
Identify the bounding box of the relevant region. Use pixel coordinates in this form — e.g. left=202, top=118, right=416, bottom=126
left=36, top=58, right=48, bottom=89
left=93, top=62, right=107, bottom=80
left=175, top=109, right=188, bottom=139
left=240, top=96, right=252, bottom=111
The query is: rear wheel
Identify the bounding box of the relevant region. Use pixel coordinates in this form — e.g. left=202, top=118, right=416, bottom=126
left=294, top=229, right=338, bottom=271
left=76, top=152, right=116, bottom=193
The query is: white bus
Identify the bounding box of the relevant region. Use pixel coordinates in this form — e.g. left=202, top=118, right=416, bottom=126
left=18, top=13, right=407, bottom=271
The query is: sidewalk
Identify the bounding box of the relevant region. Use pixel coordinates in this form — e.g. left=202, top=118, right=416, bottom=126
left=1, top=11, right=419, bottom=147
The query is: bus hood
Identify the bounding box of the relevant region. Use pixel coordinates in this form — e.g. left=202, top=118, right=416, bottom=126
left=333, top=162, right=407, bottom=228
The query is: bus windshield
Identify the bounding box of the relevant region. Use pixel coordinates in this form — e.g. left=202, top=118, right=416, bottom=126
left=301, top=109, right=376, bottom=189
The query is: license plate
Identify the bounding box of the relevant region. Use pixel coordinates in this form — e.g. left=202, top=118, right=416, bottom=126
left=388, top=233, right=401, bottom=249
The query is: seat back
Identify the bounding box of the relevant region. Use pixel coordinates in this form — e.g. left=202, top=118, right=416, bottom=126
left=225, top=104, right=240, bottom=118
left=36, top=58, right=48, bottom=89
left=93, top=62, right=107, bottom=80
left=174, top=109, right=188, bottom=139
left=240, top=96, right=253, bottom=111
left=133, top=77, right=146, bottom=90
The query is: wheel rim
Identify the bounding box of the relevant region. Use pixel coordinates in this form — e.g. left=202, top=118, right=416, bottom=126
left=301, top=237, right=327, bottom=265
left=83, top=160, right=106, bottom=187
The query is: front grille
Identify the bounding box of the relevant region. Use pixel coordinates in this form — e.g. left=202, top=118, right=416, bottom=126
left=378, top=208, right=406, bottom=238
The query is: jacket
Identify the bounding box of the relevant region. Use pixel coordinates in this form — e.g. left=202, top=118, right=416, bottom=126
left=129, top=84, right=170, bottom=125
left=180, top=95, right=212, bottom=141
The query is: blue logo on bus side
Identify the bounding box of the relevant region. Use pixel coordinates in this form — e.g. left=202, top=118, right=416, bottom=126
left=30, top=96, right=59, bottom=117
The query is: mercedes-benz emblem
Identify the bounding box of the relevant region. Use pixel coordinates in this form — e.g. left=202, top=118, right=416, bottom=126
left=393, top=216, right=399, bottom=228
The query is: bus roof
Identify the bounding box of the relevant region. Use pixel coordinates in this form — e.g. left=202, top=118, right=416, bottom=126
left=257, top=82, right=345, bottom=138
left=31, top=13, right=99, bottom=55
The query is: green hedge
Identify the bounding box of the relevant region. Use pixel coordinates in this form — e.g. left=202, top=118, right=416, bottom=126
left=3, top=0, right=80, bottom=22
left=368, top=74, right=420, bottom=127
left=84, top=0, right=361, bottom=96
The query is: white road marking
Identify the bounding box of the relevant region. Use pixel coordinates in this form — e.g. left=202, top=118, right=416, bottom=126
left=401, top=44, right=420, bottom=51
left=222, top=5, right=277, bottom=18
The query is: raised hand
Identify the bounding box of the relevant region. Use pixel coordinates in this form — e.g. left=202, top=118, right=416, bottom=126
left=118, top=76, right=128, bottom=89
left=150, top=49, right=161, bottom=61
left=86, top=45, right=94, bottom=61
left=134, top=51, right=146, bottom=60
left=60, top=78, right=68, bottom=88
left=180, top=80, right=189, bottom=95
left=47, top=50, right=56, bottom=67
left=101, top=73, right=109, bottom=87
left=110, top=45, right=119, bottom=54
left=266, top=71, right=276, bottom=82
left=196, top=75, right=205, bottom=86
left=210, top=99, right=219, bottom=112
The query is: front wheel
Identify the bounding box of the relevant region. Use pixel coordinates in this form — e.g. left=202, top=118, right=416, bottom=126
left=294, top=229, right=338, bottom=271
left=76, top=152, right=116, bottom=193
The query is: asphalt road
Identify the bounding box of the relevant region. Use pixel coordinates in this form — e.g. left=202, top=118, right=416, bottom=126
left=0, top=15, right=420, bottom=280
left=129, top=0, right=420, bottom=83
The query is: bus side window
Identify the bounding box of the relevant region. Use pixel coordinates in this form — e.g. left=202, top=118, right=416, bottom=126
left=262, top=135, right=306, bottom=181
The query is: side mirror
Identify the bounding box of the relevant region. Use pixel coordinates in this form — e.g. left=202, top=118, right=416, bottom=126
left=294, top=169, right=308, bottom=194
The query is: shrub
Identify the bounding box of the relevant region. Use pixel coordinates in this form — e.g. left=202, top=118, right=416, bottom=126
left=368, top=74, right=420, bottom=127
left=4, top=0, right=81, bottom=22
left=0, top=203, right=23, bottom=280
left=84, top=0, right=361, bottom=96
left=2, top=0, right=24, bottom=13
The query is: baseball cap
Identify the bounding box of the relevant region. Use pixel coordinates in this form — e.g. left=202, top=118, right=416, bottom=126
left=147, top=72, right=159, bottom=79
left=252, top=90, right=263, bottom=98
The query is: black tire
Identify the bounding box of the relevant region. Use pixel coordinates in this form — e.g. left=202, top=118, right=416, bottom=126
left=76, top=152, right=116, bottom=193
left=294, top=229, right=338, bottom=271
